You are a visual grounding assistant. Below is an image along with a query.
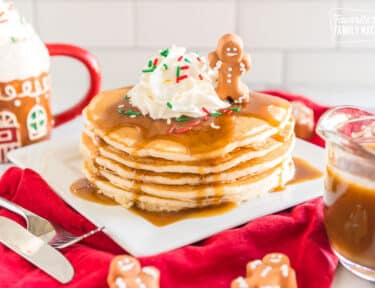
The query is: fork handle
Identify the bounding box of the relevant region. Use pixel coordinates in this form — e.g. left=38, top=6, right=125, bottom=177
left=0, top=196, right=30, bottom=220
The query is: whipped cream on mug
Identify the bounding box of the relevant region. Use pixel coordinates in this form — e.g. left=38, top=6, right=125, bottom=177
left=0, top=1, right=34, bottom=45
left=0, top=1, right=49, bottom=81
left=129, top=46, right=229, bottom=120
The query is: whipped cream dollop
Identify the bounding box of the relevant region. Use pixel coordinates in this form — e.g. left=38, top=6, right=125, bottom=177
left=0, top=1, right=49, bottom=82
left=0, top=1, right=35, bottom=46
left=128, top=46, right=229, bottom=120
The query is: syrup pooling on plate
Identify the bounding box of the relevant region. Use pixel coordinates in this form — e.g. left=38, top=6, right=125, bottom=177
left=288, top=157, right=322, bottom=185
left=70, top=157, right=322, bottom=226
left=70, top=178, right=117, bottom=206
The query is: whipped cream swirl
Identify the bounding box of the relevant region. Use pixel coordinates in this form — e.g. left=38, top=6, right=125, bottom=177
left=0, top=1, right=35, bottom=46
left=128, top=46, right=229, bottom=120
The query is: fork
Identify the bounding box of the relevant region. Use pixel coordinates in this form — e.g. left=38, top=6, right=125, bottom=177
left=0, top=196, right=104, bottom=249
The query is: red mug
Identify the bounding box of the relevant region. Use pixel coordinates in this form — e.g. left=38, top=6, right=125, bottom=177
left=0, top=43, right=101, bottom=163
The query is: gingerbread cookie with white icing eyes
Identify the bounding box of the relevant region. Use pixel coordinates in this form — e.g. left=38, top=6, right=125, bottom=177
left=231, top=253, right=297, bottom=288
left=208, top=33, right=251, bottom=103
left=107, top=255, right=160, bottom=288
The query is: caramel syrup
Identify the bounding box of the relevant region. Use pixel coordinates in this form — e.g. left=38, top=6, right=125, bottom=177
left=324, top=166, right=375, bottom=269
left=85, top=88, right=291, bottom=158
left=70, top=157, right=322, bottom=226
left=289, top=157, right=323, bottom=185
left=70, top=178, right=117, bottom=205
left=129, top=203, right=236, bottom=227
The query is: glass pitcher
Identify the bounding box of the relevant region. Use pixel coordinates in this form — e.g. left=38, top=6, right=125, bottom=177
left=317, top=106, right=375, bottom=281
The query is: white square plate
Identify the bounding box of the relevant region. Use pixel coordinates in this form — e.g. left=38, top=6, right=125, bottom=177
left=8, top=117, right=325, bottom=256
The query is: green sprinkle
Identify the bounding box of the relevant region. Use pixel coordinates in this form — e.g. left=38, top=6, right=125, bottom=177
left=229, top=107, right=241, bottom=112
left=163, top=64, right=168, bottom=70
left=166, top=102, right=173, bottom=109
left=160, top=48, right=169, bottom=57
left=210, top=112, right=222, bottom=117
left=124, top=110, right=141, bottom=116
left=148, top=60, right=152, bottom=67
left=176, top=116, right=189, bottom=122
left=176, top=66, right=181, bottom=77
left=184, top=58, right=191, bottom=63
left=124, top=95, right=130, bottom=100
left=10, top=37, right=16, bottom=43
left=142, top=67, right=156, bottom=73
left=118, top=108, right=124, bottom=114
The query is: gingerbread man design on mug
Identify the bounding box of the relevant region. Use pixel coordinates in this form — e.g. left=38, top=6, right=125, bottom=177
left=208, top=33, right=251, bottom=103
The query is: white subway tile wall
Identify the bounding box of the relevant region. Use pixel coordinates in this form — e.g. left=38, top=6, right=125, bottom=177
left=14, top=0, right=375, bottom=113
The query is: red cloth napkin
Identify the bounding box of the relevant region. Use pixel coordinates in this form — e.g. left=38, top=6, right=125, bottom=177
left=0, top=91, right=337, bottom=288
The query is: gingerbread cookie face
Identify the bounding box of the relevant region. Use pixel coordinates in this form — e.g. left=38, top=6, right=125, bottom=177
left=217, top=34, right=244, bottom=64
left=108, top=255, right=160, bottom=288
left=231, top=253, right=297, bottom=288
left=208, top=33, right=251, bottom=102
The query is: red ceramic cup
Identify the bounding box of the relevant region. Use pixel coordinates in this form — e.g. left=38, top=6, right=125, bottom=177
left=46, top=44, right=101, bottom=126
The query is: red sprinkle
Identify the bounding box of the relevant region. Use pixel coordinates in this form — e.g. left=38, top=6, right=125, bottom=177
left=174, top=126, right=192, bottom=134
left=173, top=120, right=201, bottom=134
left=168, top=124, right=176, bottom=134
left=202, top=107, right=210, bottom=115
left=196, top=56, right=202, bottom=62
left=198, top=74, right=203, bottom=80
left=176, top=75, right=188, bottom=83
left=226, top=110, right=233, bottom=115
left=180, top=65, right=189, bottom=70
left=191, top=120, right=201, bottom=127
left=202, top=115, right=209, bottom=121
left=153, top=58, right=158, bottom=66
left=177, top=56, right=183, bottom=61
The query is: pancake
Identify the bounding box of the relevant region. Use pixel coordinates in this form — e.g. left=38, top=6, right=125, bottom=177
left=79, top=86, right=296, bottom=212
left=82, top=116, right=294, bottom=174
left=83, top=87, right=292, bottom=162
left=83, top=158, right=295, bottom=212
left=82, top=132, right=295, bottom=185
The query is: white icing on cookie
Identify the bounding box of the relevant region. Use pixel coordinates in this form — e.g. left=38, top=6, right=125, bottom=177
left=115, top=277, right=127, bottom=288
left=234, top=277, right=249, bottom=288
left=280, top=264, right=289, bottom=277
left=142, top=267, right=158, bottom=279
left=249, top=259, right=263, bottom=270
left=260, top=266, right=272, bottom=278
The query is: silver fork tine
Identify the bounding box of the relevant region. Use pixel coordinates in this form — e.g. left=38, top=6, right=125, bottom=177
left=0, top=196, right=104, bottom=249
left=51, top=226, right=105, bottom=249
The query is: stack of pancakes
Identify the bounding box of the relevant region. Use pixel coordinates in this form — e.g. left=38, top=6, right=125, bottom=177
left=81, top=87, right=295, bottom=212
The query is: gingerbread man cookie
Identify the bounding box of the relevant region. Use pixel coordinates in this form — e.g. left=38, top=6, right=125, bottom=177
left=208, top=33, right=251, bottom=103
left=107, top=255, right=160, bottom=288
left=231, top=253, right=297, bottom=288
left=291, top=101, right=315, bottom=140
